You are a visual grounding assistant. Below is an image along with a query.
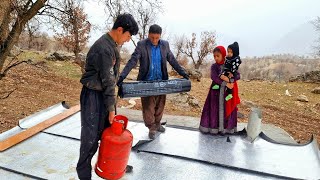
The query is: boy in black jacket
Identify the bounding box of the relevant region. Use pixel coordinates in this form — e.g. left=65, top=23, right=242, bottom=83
left=77, top=13, right=138, bottom=180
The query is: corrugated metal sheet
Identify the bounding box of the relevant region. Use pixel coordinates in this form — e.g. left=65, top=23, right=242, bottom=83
left=0, top=102, right=319, bottom=179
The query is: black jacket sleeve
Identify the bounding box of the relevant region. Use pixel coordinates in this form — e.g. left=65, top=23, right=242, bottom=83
left=118, top=42, right=142, bottom=85
left=166, top=42, right=189, bottom=79
left=97, top=50, right=116, bottom=112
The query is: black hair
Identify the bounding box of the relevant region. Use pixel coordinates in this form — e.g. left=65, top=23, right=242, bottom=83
left=213, top=47, right=222, bottom=53
left=149, top=24, right=162, bottom=34
left=112, top=13, right=139, bottom=36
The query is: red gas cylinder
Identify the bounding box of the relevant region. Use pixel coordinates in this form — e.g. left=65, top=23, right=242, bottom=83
left=95, top=115, right=133, bottom=180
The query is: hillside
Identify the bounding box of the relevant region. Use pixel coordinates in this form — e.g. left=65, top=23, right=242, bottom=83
left=0, top=51, right=319, bottom=144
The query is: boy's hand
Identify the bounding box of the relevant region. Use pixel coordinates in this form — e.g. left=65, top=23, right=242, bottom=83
left=109, top=111, right=115, bottom=124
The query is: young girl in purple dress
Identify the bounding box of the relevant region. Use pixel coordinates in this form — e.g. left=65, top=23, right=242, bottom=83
left=199, top=46, right=240, bottom=134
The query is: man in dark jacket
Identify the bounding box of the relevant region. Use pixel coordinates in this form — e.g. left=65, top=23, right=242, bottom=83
left=77, top=13, right=138, bottom=180
left=117, top=24, right=189, bottom=139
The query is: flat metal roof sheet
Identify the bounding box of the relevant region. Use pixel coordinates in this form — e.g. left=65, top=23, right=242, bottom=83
left=0, top=102, right=319, bottom=179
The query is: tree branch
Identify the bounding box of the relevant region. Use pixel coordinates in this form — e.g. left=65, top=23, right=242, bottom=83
left=0, top=59, right=47, bottom=80
left=3, top=51, right=23, bottom=71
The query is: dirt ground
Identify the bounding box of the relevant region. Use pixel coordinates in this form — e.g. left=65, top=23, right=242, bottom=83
left=1, top=51, right=319, bottom=144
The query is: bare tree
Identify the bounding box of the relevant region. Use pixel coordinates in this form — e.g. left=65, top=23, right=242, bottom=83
left=102, top=0, right=124, bottom=23
left=26, top=18, right=41, bottom=49
left=0, top=0, right=88, bottom=77
left=312, top=17, right=320, bottom=56
left=0, top=1, right=12, bottom=47
left=196, top=31, right=216, bottom=69
left=133, top=0, right=162, bottom=41
left=53, top=0, right=91, bottom=71
left=101, top=0, right=163, bottom=46
left=178, top=31, right=216, bottom=70
left=0, top=0, right=48, bottom=74
left=173, top=35, right=186, bottom=60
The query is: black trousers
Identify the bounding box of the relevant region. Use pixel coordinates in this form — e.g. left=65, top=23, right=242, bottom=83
left=76, top=86, right=111, bottom=180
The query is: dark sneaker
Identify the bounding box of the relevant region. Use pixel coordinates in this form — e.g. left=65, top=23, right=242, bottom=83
left=149, top=131, right=156, bottom=139
left=125, top=165, right=133, bottom=173
left=157, top=125, right=166, bottom=132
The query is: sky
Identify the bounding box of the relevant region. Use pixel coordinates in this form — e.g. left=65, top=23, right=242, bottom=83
left=83, top=0, right=320, bottom=57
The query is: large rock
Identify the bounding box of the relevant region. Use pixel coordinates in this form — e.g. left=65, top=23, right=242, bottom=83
left=289, top=70, right=320, bottom=83
left=297, top=95, right=309, bottom=102
left=311, top=87, right=320, bottom=94
left=170, top=69, right=202, bottom=82
left=167, top=92, right=200, bottom=109
left=188, top=96, right=200, bottom=108
left=186, top=69, right=202, bottom=82
left=45, top=52, right=74, bottom=61
left=168, top=93, right=189, bottom=106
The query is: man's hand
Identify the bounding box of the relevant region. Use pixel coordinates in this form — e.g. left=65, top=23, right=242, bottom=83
left=109, top=111, right=115, bottom=124
left=117, top=76, right=124, bottom=87
left=226, top=83, right=234, bottom=89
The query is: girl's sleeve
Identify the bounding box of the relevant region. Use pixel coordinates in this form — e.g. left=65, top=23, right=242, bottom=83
left=211, top=64, right=223, bottom=85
